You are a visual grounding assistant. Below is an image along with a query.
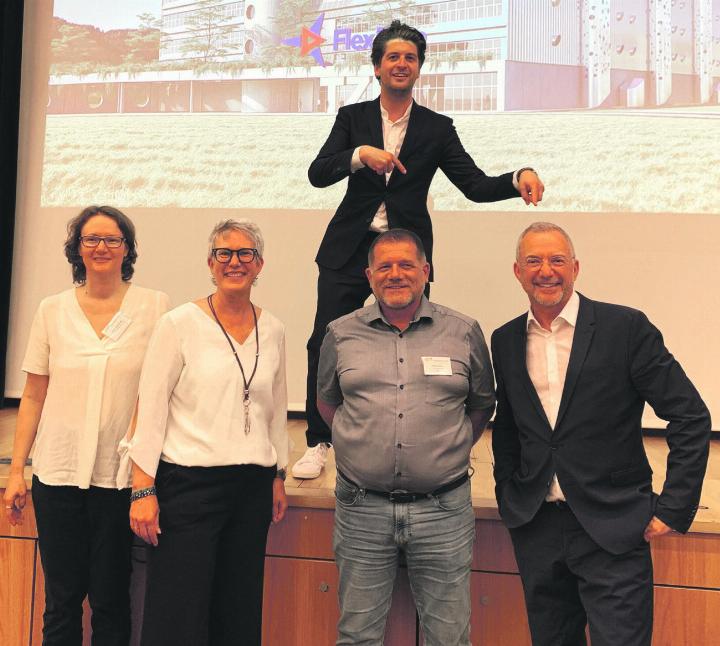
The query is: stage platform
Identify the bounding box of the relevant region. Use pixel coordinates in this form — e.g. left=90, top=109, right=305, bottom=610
left=2, top=410, right=720, bottom=645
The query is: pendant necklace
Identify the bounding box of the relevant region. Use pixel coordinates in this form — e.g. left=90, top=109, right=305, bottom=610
left=207, top=294, right=259, bottom=435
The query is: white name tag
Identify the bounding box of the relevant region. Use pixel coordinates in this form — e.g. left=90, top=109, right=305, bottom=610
left=421, top=356, right=452, bottom=376
left=102, top=311, right=132, bottom=341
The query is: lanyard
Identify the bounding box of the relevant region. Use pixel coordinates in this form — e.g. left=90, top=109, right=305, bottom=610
left=207, top=294, right=259, bottom=435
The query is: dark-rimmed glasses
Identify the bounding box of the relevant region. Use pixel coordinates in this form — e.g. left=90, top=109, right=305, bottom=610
left=80, top=235, right=125, bottom=248
left=211, top=248, right=259, bottom=263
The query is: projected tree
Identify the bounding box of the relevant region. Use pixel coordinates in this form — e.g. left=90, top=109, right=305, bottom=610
left=260, top=0, right=322, bottom=71
left=50, top=15, right=161, bottom=75
left=178, top=0, right=240, bottom=64
left=123, top=13, right=161, bottom=66
left=50, top=21, right=117, bottom=74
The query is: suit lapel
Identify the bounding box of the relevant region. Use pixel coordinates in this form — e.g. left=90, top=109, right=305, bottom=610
left=512, top=317, right=552, bottom=431
left=368, top=97, right=384, bottom=151
left=388, top=100, right=422, bottom=187
left=555, top=295, right=595, bottom=430
left=363, top=98, right=387, bottom=189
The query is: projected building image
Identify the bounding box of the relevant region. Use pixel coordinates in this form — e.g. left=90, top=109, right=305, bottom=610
left=47, top=0, right=720, bottom=115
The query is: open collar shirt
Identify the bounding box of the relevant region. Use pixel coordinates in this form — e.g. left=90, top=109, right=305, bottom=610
left=350, top=101, right=413, bottom=233
left=318, top=296, right=495, bottom=492
left=126, top=303, right=289, bottom=481
left=349, top=100, right=524, bottom=232
left=22, top=285, right=169, bottom=489
left=525, top=290, right=580, bottom=501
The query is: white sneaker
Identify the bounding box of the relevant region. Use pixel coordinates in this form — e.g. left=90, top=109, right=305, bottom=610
left=291, top=444, right=329, bottom=479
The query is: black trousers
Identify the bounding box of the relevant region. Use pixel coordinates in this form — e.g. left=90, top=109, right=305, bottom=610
left=509, top=501, right=653, bottom=646
left=140, top=461, right=275, bottom=646
left=305, top=231, right=430, bottom=447
left=32, top=476, right=132, bottom=646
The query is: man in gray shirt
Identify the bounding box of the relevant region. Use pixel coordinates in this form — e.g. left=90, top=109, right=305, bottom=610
left=317, top=228, right=495, bottom=646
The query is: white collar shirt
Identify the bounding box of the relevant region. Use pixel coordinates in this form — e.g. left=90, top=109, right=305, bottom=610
left=525, top=291, right=580, bottom=501
left=350, top=101, right=413, bottom=233
left=126, top=303, right=289, bottom=481
left=22, top=285, right=169, bottom=489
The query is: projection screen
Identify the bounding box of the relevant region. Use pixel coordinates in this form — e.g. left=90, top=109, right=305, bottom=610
left=8, top=0, right=720, bottom=430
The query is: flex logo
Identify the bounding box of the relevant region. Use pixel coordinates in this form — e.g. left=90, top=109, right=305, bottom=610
left=333, top=28, right=381, bottom=52
left=282, top=13, right=327, bottom=66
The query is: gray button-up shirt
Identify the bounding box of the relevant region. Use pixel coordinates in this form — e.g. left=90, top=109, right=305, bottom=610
left=318, top=297, right=495, bottom=492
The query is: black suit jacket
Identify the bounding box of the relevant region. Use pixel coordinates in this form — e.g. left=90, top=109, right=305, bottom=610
left=308, top=98, right=519, bottom=273
left=491, top=293, right=711, bottom=554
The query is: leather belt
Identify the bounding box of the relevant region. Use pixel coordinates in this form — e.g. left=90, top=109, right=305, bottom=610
left=338, top=470, right=469, bottom=504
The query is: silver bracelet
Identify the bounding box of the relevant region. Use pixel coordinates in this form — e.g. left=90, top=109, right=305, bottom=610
left=130, top=486, right=157, bottom=502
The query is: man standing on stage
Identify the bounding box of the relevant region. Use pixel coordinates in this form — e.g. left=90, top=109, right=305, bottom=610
left=317, top=229, right=495, bottom=644
left=293, top=20, right=544, bottom=478
left=492, top=222, right=711, bottom=645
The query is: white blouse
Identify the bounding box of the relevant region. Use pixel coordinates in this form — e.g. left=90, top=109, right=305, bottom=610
left=22, top=285, right=170, bottom=489
left=127, top=303, right=288, bottom=479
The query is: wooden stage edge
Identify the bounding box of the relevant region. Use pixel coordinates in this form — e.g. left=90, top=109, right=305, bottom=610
left=3, top=412, right=720, bottom=645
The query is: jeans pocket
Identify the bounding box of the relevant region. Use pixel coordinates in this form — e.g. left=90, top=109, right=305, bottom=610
left=432, top=480, right=471, bottom=512
left=335, top=474, right=362, bottom=507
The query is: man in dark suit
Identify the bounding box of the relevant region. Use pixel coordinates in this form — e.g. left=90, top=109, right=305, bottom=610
left=491, top=222, right=711, bottom=645
left=293, top=20, right=545, bottom=478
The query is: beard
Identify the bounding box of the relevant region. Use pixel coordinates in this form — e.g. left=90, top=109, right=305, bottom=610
left=377, top=285, right=419, bottom=310
left=530, top=284, right=568, bottom=308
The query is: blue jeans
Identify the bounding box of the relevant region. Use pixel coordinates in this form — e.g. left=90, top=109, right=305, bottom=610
left=333, top=472, right=475, bottom=646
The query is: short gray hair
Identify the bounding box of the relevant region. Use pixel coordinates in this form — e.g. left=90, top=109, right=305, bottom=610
left=516, top=222, right=575, bottom=261
left=208, top=219, right=264, bottom=259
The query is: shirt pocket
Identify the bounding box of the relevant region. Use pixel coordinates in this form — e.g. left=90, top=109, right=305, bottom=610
left=424, top=358, right=470, bottom=407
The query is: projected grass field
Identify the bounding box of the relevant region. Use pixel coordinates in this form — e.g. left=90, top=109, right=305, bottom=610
left=41, top=107, right=720, bottom=213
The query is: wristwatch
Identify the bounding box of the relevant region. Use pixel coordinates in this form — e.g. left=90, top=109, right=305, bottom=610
left=276, top=468, right=287, bottom=481
left=517, top=167, right=536, bottom=179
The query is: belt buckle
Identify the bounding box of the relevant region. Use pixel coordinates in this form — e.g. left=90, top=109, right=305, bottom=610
left=388, top=490, right=413, bottom=503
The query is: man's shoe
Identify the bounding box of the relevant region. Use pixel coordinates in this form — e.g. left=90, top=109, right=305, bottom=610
left=291, top=444, right=329, bottom=479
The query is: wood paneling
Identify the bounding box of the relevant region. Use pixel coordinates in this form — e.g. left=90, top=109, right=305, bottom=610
left=652, top=532, right=720, bottom=588
left=266, top=508, right=335, bottom=559
left=262, top=557, right=416, bottom=646
left=653, top=586, right=720, bottom=645
left=262, top=557, right=339, bottom=646
left=419, top=572, right=531, bottom=646
left=470, top=572, right=531, bottom=646
left=0, top=537, right=35, bottom=646
left=472, top=520, right=519, bottom=573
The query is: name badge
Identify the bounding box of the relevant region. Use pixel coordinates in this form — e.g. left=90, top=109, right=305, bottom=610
left=421, top=356, right=452, bottom=376
left=103, top=311, right=132, bottom=341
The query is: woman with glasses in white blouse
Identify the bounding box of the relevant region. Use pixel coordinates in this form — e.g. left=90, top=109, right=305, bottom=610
left=128, top=219, right=289, bottom=646
left=3, top=206, right=169, bottom=645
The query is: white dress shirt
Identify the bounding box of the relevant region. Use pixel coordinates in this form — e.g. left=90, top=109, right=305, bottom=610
left=127, top=303, right=289, bottom=480
left=349, top=100, right=527, bottom=233
left=350, top=101, right=413, bottom=232
left=22, top=285, right=170, bottom=489
left=525, top=291, right=580, bottom=501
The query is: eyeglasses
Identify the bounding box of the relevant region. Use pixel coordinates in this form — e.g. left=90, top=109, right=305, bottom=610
left=211, top=248, right=259, bottom=264
left=521, top=256, right=572, bottom=269
left=80, top=235, right=125, bottom=248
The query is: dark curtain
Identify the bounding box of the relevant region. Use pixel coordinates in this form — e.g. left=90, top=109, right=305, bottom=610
left=0, top=1, right=24, bottom=407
